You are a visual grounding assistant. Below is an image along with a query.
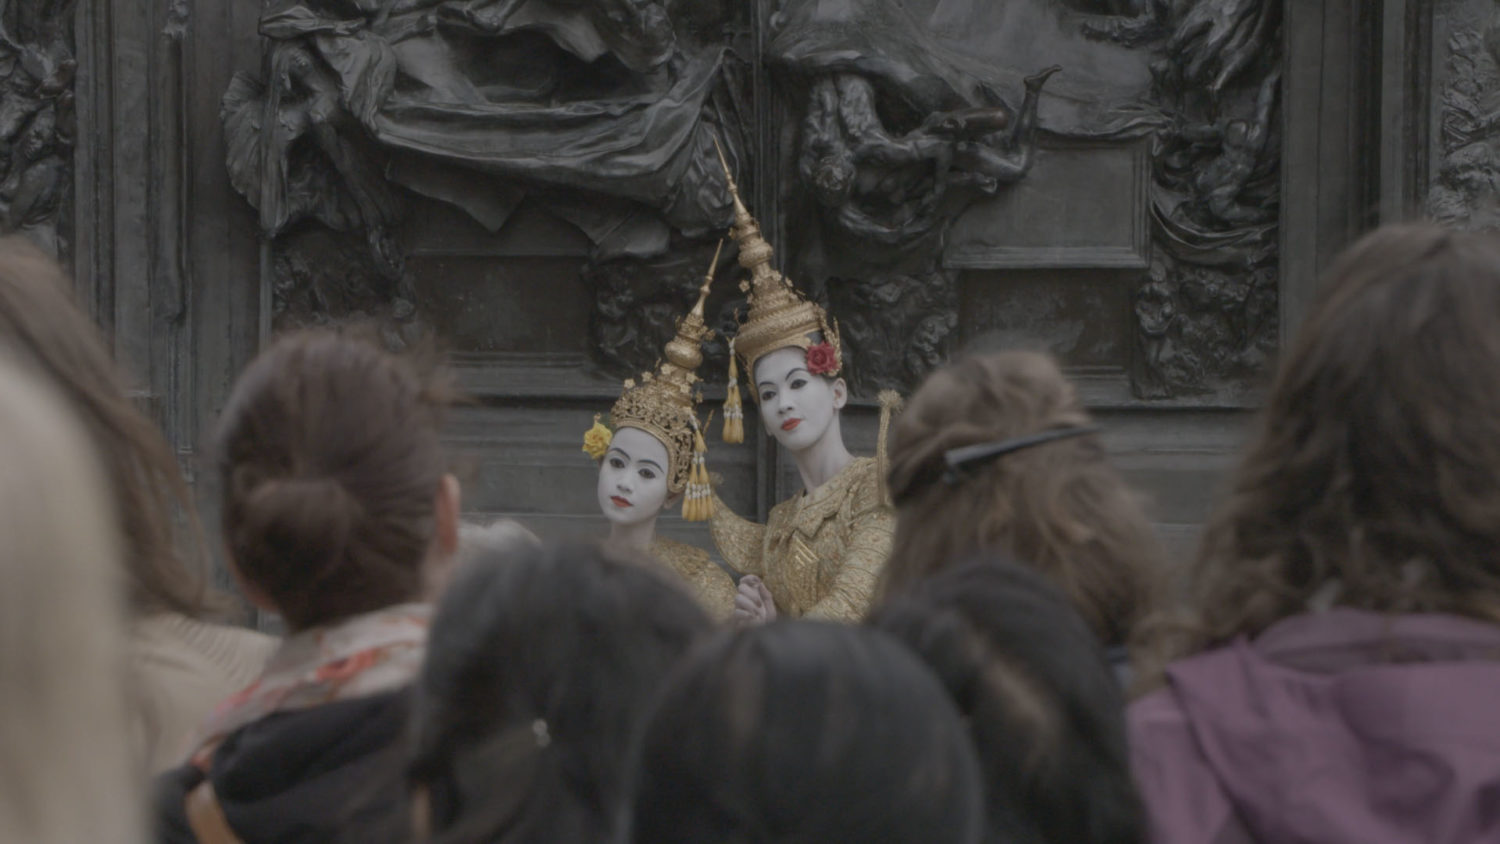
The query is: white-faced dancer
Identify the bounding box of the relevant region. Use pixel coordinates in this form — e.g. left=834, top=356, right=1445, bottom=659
left=709, top=148, right=898, bottom=625
left=755, top=346, right=853, bottom=490
left=582, top=250, right=738, bottom=620
left=598, top=426, right=675, bottom=549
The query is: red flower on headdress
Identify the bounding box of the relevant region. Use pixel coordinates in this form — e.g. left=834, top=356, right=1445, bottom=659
left=806, top=342, right=839, bottom=375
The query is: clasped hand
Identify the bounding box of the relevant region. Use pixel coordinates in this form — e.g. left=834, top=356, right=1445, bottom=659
left=733, top=575, right=778, bottom=627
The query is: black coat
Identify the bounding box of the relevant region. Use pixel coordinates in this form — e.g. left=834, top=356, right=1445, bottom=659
left=153, top=689, right=410, bottom=844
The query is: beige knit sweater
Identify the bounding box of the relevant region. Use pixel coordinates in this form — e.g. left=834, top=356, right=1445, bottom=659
left=131, top=613, right=278, bottom=772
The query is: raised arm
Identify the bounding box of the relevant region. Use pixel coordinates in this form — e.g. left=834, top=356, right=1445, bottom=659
left=710, top=493, right=767, bottom=578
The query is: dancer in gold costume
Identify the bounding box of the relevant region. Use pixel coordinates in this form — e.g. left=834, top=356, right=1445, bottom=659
left=582, top=248, right=738, bottom=620
left=710, top=155, right=898, bottom=624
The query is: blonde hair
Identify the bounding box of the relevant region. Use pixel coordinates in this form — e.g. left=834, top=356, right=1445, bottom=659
left=881, top=351, right=1164, bottom=647
left=0, top=356, right=142, bottom=843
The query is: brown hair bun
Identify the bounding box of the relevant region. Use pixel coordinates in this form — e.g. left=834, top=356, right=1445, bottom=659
left=217, top=329, right=453, bottom=630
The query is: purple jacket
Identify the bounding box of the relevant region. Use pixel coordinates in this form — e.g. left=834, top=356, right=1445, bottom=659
left=1130, top=609, right=1500, bottom=843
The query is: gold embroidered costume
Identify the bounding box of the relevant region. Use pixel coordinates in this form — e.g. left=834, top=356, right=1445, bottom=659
left=707, top=143, right=896, bottom=622
left=711, top=457, right=892, bottom=620
left=650, top=537, right=737, bottom=622
left=583, top=248, right=735, bottom=617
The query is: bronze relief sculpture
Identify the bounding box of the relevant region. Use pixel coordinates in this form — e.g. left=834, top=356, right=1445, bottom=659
left=222, top=0, right=1287, bottom=401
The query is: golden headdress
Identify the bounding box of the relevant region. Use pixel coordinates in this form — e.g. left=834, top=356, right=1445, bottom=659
left=710, top=144, right=907, bottom=493
left=714, top=141, right=842, bottom=447
left=582, top=243, right=720, bottom=520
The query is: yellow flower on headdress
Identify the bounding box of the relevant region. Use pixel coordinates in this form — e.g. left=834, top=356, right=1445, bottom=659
left=582, top=415, right=613, bottom=460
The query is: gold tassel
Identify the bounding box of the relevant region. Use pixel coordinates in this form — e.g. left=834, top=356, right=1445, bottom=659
left=723, top=338, right=744, bottom=444
left=876, top=390, right=905, bottom=507
left=684, top=418, right=715, bottom=521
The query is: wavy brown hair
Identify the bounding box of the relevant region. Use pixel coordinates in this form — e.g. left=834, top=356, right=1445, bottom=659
left=0, top=236, right=210, bottom=617
left=1142, top=224, right=1500, bottom=675
left=881, top=351, right=1163, bottom=647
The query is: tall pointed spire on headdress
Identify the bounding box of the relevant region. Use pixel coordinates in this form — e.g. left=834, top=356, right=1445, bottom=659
left=713, top=136, right=842, bottom=435
left=659, top=237, right=721, bottom=382
left=714, top=138, right=777, bottom=284
left=584, top=241, right=723, bottom=520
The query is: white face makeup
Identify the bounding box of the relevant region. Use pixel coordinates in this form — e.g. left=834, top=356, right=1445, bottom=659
left=754, top=346, right=846, bottom=453
left=596, top=426, right=673, bottom=527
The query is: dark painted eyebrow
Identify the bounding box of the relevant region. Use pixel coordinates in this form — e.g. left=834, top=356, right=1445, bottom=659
left=610, top=446, right=662, bottom=472
left=757, top=368, right=810, bottom=389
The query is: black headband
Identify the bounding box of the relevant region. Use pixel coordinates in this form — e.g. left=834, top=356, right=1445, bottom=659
left=889, top=425, right=1101, bottom=505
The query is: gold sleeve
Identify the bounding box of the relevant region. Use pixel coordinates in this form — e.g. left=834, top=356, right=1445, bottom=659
left=802, top=490, right=894, bottom=623
left=710, top=492, right=767, bottom=578
left=651, top=539, right=739, bottom=624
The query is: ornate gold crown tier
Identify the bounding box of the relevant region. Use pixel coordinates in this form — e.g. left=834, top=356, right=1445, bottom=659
left=713, top=138, right=842, bottom=383
left=733, top=297, right=839, bottom=378
left=609, top=385, right=696, bottom=493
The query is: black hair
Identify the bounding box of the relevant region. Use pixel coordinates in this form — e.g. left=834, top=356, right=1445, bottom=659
left=868, top=557, right=1146, bottom=844
left=625, top=621, right=985, bottom=844
left=410, top=541, right=713, bottom=844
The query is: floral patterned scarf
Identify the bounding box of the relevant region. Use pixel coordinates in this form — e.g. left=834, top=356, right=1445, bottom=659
left=188, top=603, right=430, bottom=770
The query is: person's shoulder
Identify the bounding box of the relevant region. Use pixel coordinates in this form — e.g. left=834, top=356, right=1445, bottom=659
left=1128, top=684, right=1190, bottom=736
left=203, top=690, right=413, bottom=843
left=217, top=688, right=412, bottom=775
left=768, top=492, right=797, bottom=522
left=1127, top=684, right=1238, bottom=844
left=131, top=614, right=280, bottom=771
left=1126, top=682, right=1213, bottom=798
left=653, top=536, right=711, bottom=568
left=653, top=537, right=736, bottom=618
left=842, top=457, right=887, bottom=512
left=136, top=613, right=277, bottom=687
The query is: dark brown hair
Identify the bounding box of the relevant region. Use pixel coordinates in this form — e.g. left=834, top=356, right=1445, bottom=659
left=409, top=541, right=712, bottom=844
left=881, top=351, right=1163, bottom=647
left=628, top=622, right=984, bottom=844
left=1143, top=224, right=1500, bottom=673
left=216, top=329, right=453, bottom=630
left=0, top=235, right=210, bottom=617
left=870, top=558, right=1145, bottom=844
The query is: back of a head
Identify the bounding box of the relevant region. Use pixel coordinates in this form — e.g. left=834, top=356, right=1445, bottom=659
left=869, top=559, right=1144, bottom=844
left=1172, top=224, right=1500, bottom=656
left=216, top=329, right=452, bottom=630
left=411, top=542, right=712, bottom=844
left=883, top=350, right=1163, bottom=646
left=627, top=621, right=985, bottom=844
left=0, top=357, right=141, bottom=843
left=0, top=235, right=208, bottom=617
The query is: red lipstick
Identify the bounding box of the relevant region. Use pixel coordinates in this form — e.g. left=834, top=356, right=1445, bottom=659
left=781, top=418, right=802, bottom=432
left=611, top=496, right=631, bottom=508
